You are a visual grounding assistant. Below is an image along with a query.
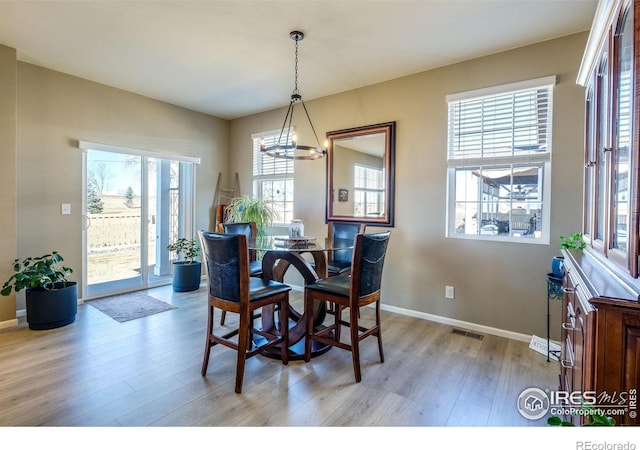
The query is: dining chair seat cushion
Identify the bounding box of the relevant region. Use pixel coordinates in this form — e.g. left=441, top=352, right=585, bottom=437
left=305, top=275, right=351, bottom=297
left=248, top=277, right=291, bottom=302
left=327, top=259, right=352, bottom=275
left=249, top=260, right=263, bottom=276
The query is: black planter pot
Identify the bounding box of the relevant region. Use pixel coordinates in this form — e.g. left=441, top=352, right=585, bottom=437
left=26, top=282, right=78, bottom=330
left=172, top=261, right=202, bottom=292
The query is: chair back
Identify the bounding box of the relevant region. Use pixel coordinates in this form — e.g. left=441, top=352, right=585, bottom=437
left=199, top=231, right=248, bottom=303
left=219, top=222, right=258, bottom=261
left=329, top=222, right=366, bottom=264
left=351, top=231, right=391, bottom=298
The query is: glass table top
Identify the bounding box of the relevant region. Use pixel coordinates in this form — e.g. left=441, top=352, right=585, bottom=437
left=251, top=235, right=354, bottom=252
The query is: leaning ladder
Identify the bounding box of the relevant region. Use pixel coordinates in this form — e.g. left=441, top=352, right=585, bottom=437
left=213, top=172, right=240, bottom=230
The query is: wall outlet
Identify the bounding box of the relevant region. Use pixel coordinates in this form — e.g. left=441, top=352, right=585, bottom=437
left=445, top=285, right=455, bottom=299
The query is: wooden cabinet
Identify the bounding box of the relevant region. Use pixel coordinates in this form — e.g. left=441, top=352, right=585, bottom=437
left=559, top=262, right=595, bottom=425
left=561, top=249, right=640, bottom=425
left=561, top=2, right=640, bottom=424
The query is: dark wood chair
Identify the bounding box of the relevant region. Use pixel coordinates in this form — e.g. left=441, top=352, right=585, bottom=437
left=217, top=221, right=262, bottom=325
left=304, top=231, right=391, bottom=382
left=326, top=222, right=366, bottom=276
left=199, top=231, right=290, bottom=394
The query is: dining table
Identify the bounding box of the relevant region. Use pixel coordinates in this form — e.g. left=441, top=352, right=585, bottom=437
left=250, top=235, right=354, bottom=360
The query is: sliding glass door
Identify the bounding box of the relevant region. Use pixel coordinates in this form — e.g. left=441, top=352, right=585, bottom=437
left=81, top=142, right=197, bottom=299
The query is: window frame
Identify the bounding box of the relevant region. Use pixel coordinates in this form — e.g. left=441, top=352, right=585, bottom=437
left=445, top=76, right=555, bottom=244
left=252, top=129, right=295, bottom=226
left=353, top=163, right=385, bottom=218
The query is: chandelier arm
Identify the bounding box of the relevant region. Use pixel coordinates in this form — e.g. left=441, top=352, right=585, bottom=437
left=285, top=102, right=296, bottom=146
left=276, top=100, right=296, bottom=145
left=300, top=100, right=323, bottom=148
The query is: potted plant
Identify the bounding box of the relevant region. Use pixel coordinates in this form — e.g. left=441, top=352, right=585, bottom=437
left=167, top=237, right=201, bottom=292
left=1, top=251, right=78, bottom=330
left=224, top=196, right=277, bottom=244
left=551, top=232, right=586, bottom=278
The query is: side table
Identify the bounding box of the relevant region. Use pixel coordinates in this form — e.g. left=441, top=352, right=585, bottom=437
left=546, top=272, right=563, bottom=362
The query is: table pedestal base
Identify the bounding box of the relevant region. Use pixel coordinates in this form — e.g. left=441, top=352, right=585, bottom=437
left=254, top=332, right=333, bottom=361
left=258, top=249, right=332, bottom=360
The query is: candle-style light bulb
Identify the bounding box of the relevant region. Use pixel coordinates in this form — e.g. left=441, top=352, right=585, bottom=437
left=260, top=138, right=265, bottom=150
left=292, top=134, right=297, bottom=149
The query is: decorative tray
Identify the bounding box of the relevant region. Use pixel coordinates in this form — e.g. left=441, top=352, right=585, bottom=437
left=274, top=236, right=317, bottom=247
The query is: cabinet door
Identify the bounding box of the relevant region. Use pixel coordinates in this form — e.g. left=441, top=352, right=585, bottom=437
left=561, top=277, right=583, bottom=424
left=560, top=278, right=574, bottom=393
left=610, top=3, right=637, bottom=274
left=594, top=52, right=609, bottom=251
left=595, top=305, right=640, bottom=425
left=622, top=315, right=640, bottom=425
left=582, top=0, right=640, bottom=277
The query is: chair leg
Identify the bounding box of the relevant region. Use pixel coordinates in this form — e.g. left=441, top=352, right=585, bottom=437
left=304, top=291, right=314, bottom=362
left=220, top=310, right=227, bottom=326
left=201, top=304, right=214, bottom=376
left=235, top=311, right=251, bottom=394
left=376, top=300, right=385, bottom=363
left=334, top=304, right=342, bottom=343
left=278, top=296, right=289, bottom=365
left=350, top=305, right=362, bottom=382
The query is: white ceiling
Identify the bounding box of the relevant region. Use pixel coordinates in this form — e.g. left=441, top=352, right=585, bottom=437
left=0, top=0, right=597, bottom=120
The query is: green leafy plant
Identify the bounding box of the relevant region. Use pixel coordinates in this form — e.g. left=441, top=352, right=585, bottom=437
left=1, top=252, right=73, bottom=295
left=167, top=238, right=200, bottom=264
left=560, top=232, right=586, bottom=251
left=224, top=196, right=277, bottom=240
left=548, top=401, right=615, bottom=426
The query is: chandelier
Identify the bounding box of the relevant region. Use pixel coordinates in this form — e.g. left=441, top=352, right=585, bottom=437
left=260, top=31, right=327, bottom=160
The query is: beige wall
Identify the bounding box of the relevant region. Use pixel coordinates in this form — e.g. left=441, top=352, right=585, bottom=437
left=0, top=45, right=17, bottom=327
left=6, top=62, right=228, bottom=315
left=230, top=33, right=588, bottom=339
left=1, top=32, right=587, bottom=338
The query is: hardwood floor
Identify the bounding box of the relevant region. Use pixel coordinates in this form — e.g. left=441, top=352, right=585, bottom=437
left=0, top=284, right=559, bottom=427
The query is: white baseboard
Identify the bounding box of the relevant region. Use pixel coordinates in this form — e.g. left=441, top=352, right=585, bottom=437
left=379, top=303, right=533, bottom=343
left=0, top=318, right=19, bottom=330
left=289, top=281, right=535, bottom=344
left=6, top=285, right=535, bottom=344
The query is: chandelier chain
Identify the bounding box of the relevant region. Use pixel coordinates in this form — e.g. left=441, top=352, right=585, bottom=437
left=293, top=38, right=299, bottom=95
left=259, top=30, right=326, bottom=160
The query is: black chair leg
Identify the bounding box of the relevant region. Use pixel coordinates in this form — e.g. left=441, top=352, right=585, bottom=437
left=376, top=301, right=385, bottom=363
left=350, top=306, right=362, bottom=382
left=304, top=292, right=314, bottom=362
left=201, top=305, right=214, bottom=376
left=278, top=297, right=289, bottom=365
left=235, top=312, right=250, bottom=393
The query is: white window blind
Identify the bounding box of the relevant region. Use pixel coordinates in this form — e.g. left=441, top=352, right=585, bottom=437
left=252, top=131, right=294, bottom=224
left=446, top=77, right=555, bottom=244
left=447, top=76, right=555, bottom=163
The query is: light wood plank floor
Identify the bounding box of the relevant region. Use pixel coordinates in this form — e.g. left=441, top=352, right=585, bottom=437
left=0, top=284, right=559, bottom=427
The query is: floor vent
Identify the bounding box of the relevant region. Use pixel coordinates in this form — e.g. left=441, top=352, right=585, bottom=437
left=451, top=328, right=484, bottom=340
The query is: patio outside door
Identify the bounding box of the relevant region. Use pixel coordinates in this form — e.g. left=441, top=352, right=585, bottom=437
left=81, top=142, right=197, bottom=299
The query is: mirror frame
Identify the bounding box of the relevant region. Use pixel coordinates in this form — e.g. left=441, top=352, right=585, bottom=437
left=326, top=121, right=396, bottom=227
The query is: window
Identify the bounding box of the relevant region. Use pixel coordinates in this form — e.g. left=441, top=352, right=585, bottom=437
left=252, top=131, right=294, bottom=224
left=446, top=76, right=555, bottom=243
left=354, top=164, right=385, bottom=217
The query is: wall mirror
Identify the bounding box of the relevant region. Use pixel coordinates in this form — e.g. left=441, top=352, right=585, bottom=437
left=326, top=122, right=395, bottom=227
